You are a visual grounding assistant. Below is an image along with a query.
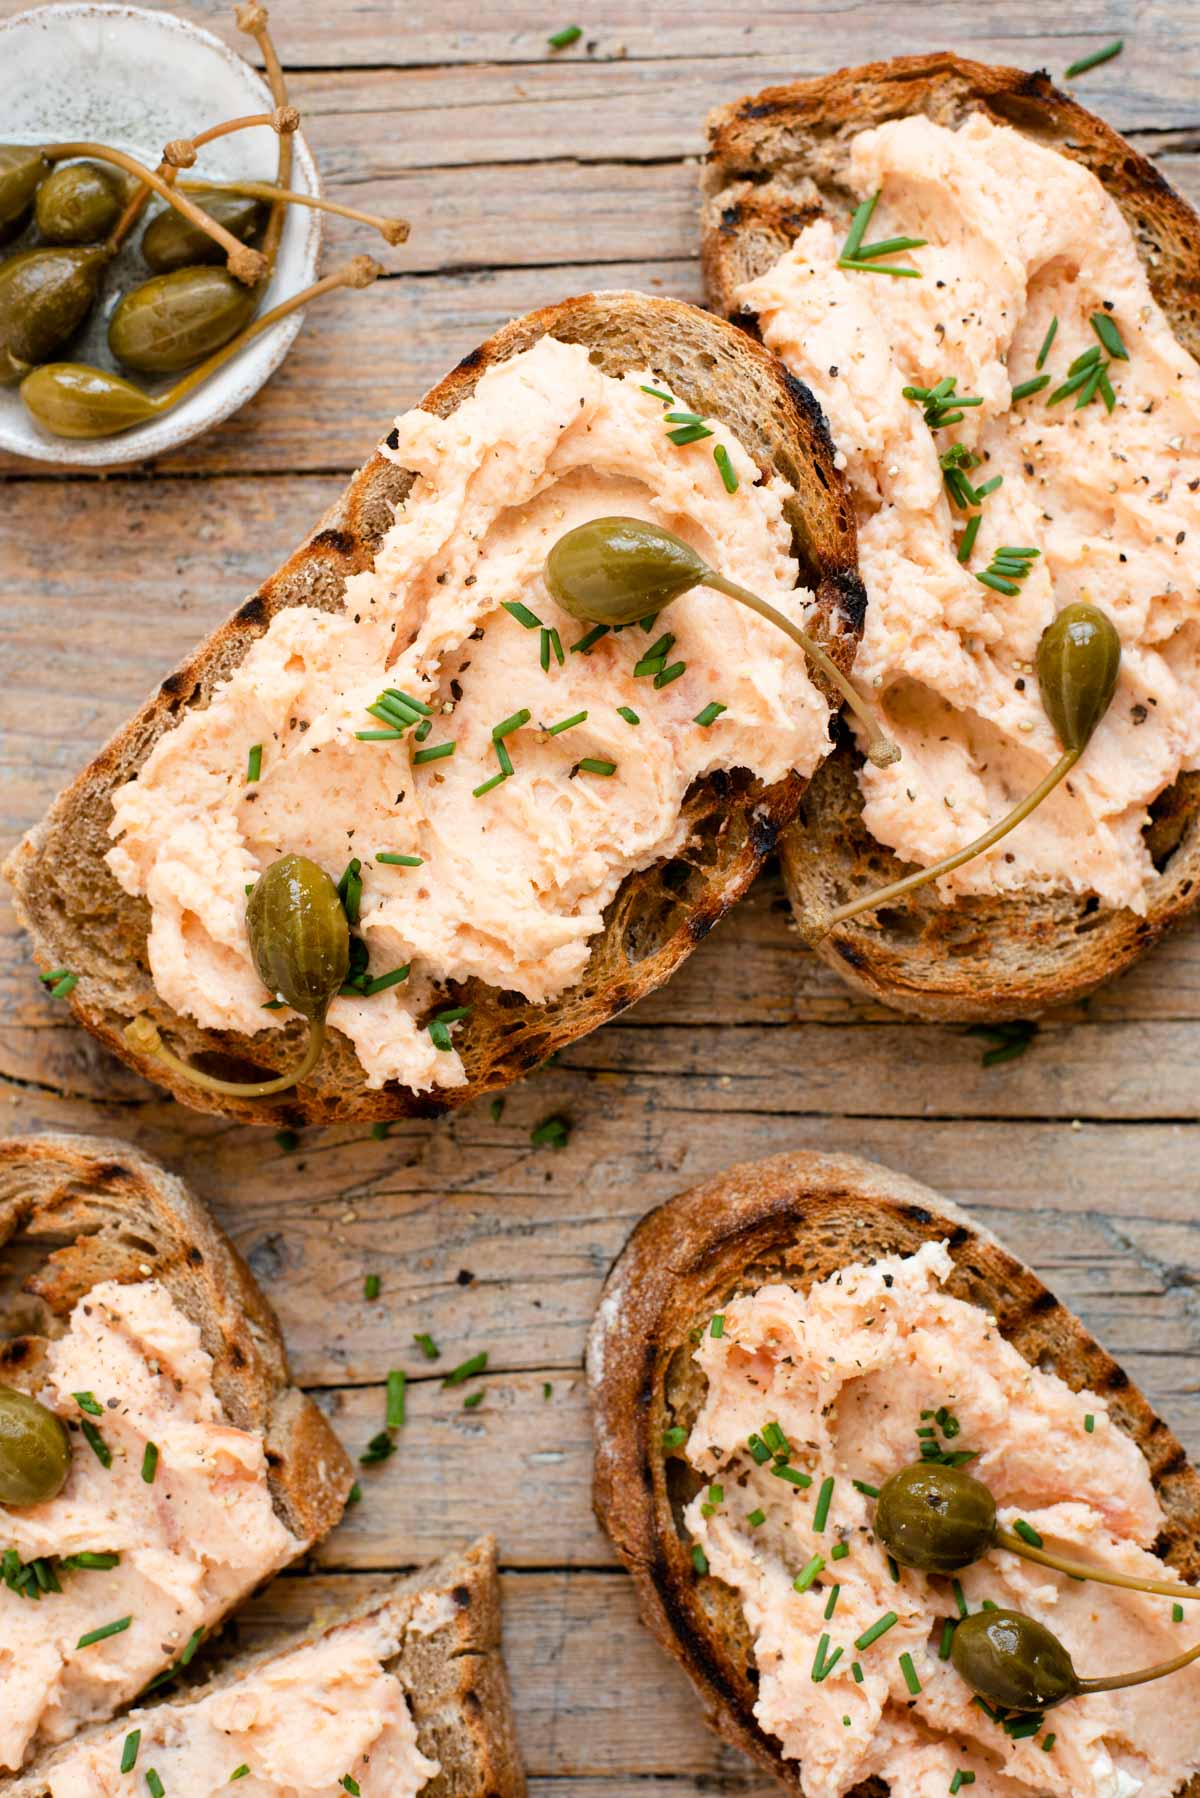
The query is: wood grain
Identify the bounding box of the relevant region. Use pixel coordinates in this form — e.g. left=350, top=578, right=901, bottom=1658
left=2, top=8, right=1199, bottom=1792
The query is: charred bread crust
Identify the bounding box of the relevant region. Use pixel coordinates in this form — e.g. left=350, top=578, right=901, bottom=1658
left=3, top=291, right=861, bottom=1123
left=587, top=1149, right=1200, bottom=1794
left=1, top=1537, right=525, bottom=1798
left=0, top=1132, right=352, bottom=1549
left=702, top=54, right=1200, bottom=1022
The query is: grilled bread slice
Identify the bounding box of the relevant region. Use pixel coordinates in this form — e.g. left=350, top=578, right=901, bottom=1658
left=3, top=290, right=863, bottom=1125
left=588, top=1148, right=1200, bottom=1791
left=0, top=1131, right=353, bottom=1758
left=2, top=1536, right=525, bottom=1797
left=702, top=54, right=1200, bottom=1022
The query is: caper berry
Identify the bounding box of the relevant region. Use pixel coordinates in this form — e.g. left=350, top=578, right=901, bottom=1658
left=875, top=1461, right=997, bottom=1575
left=951, top=1608, right=1079, bottom=1711
left=141, top=191, right=266, bottom=274
left=0, top=245, right=108, bottom=385
left=0, top=145, right=48, bottom=244
left=246, top=854, right=349, bottom=1020
left=545, top=515, right=708, bottom=625
left=20, top=362, right=159, bottom=438
left=108, top=266, right=259, bottom=376
left=34, top=160, right=126, bottom=245
left=0, top=1385, right=71, bottom=1507
left=1036, top=601, right=1123, bottom=755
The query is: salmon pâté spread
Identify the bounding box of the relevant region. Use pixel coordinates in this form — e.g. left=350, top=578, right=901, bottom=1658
left=738, top=114, right=1200, bottom=912
left=682, top=1243, right=1200, bottom=1798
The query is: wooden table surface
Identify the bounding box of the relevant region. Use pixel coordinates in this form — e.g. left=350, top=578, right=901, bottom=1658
left=2, top=4, right=1200, bottom=1791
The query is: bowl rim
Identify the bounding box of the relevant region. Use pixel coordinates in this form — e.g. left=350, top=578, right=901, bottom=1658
left=0, top=0, right=322, bottom=469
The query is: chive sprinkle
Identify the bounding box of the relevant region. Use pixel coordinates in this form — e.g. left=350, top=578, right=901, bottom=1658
left=851, top=1479, right=879, bottom=1498
left=708, top=1483, right=724, bottom=1505
left=1174, top=1602, right=1185, bottom=1623
left=246, top=743, right=262, bottom=783
left=708, top=1314, right=725, bottom=1338
left=838, top=258, right=922, bottom=278
left=359, top=1430, right=395, bottom=1466
left=77, top=1616, right=132, bottom=1649
left=824, top=1584, right=841, bottom=1620
left=641, top=384, right=675, bottom=403
left=341, top=1779, right=361, bottom=1797
left=121, top=1730, right=141, bottom=1773
left=360, top=965, right=411, bottom=996
left=813, top=1476, right=835, bottom=1532
left=414, top=1332, right=439, bottom=1359
left=694, top=701, right=727, bottom=728
left=887, top=1555, right=901, bottom=1584
left=793, top=1554, right=825, bottom=1593
left=578, top=757, right=616, bottom=775
left=1035, top=315, right=1059, bottom=369
left=80, top=1419, right=111, bottom=1468
left=356, top=728, right=406, bottom=741
left=773, top=1464, right=812, bottom=1489
left=443, top=1351, right=487, bottom=1388
left=956, top=513, right=982, bottom=564
left=1013, top=1518, right=1044, bottom=1548
left=495, top=738, right=515, bottom=778
left=179, top=1626, right=204, bottom=1667
left=1069, top=344, right=1102, bottom=377
left=571, top=624, right=609, bottom=654
left=493, top=709, right=531, bottom=740
left=661, top=1425, right=687, bottom=1449
left=230, top=1771, right=250, bottom=1783
left=617, top=705, right=640, bottom=726
left=713, top=444, right=738, bottom=492
left=747, top=1508, right=766, bottom=1527
left=1048, top=363, right=1101, bottom=405
left=463, top=1390, right=484, bottom=1410
left=1084, top=1414, right=1095, bottom=1433
left=547, top=710, right=588, bottom=735
left=665, top=410, right=706, bottom=426
left=856, top=235, right=927, bottom=260
left=939, top=1617, right=956, bottom=1659
left=813, top=1642, right=844, bottom=1683
left=141, top=1442, right=158, bottom=1484
left=413, top=742, right=455, bottom=764
left=841, top=190, right=879, bottom=259
left=668, top=422, right=714, bottom=446
left=811, top=1632, right=832, bottom=1681
left=64, top=1550, right=120, bottom=1569
left=531, top=1114, right=570, bottom=1149
left=1091, top=311, right=1129, bottom=360
left=473, top=772, right=508, bottom=798
left=386, top=1369, right=406, bottom=1430
left=691, top=1543, right=708, bottom=1574
left=547, top=23, right=582, bottom=47
left=376, top=852, right=423, bottom=867
left=1041, top=1736, right=1056, bottom=1753
left=852, top=1661, right=864, bottom=1683
left=147, top=1773, right=165, bottom=1798
left=952, top=1578, right=968, bottom=1618
left=74, top=1391, right=103, bottom=1417
left=1098, top=367, right=1117, bottom=412
left=654, top=661, right=686, bottom=689
left=1064, top=38, right=1123, bottom=78
left=854, top=1611, right=898, bottom=1651
left=1010, top=374, right=1050, bottom=402
left=364, top=1273, right=381, bottom=1301
left=429, top=1005, right=470, bottom=1048
left=503, top=600, right=542, bottom=629
left=831, top=1541, right=849, bottom=1561
left=899, top=1651, right=921, bottom=1695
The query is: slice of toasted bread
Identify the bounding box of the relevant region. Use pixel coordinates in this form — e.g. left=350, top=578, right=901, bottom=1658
left=0, top=1131, right=353, bottom=1755
left=588, top=1148, right=1200, bottom=1792
left=3, top=290, right=863, bottom=1125
left=2, top=1536, right=524, bottom=1797
left=702, top=54, right=1200, bottom=1023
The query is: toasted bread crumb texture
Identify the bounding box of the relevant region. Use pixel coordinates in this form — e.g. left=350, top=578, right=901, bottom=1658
left=738, top=112, right=1199, bottom=913
left=704, top=56, right=1200, bottom=1020
left=682, top=1241, right=1199, bottom=1798
left=106, top=334, right=833, bottom=1096
left=3, top=293, right=862, bottom=1124
left=589, top=1150, right=1200, bottom=1797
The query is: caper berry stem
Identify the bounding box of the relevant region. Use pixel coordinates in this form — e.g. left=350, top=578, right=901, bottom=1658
left=818, top=745, right=1081, bottom=932
left=702, top=571, right=901, bottom=768
left=41, top=142, right=267, bottom=282
left=124, top=1013, right=327, bottom=1097
left=235, top=2, right=293, bottom=271
left=164, top=107, right=299, bottom=169
left=1077, top=1635, right=1200, bottom=1696
left=179, top=178, right=410, bottom=246
left=993, top=1526, right=1200, bottom=1603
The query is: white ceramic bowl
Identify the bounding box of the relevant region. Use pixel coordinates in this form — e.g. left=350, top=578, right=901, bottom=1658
left=0, top=2, right=321, bottom=466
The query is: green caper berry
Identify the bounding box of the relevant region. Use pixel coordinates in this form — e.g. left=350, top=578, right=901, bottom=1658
left=108, top=267, right=259, bottom=377
left=0, top=245, right=108, bottom=386
left=34, top=160, right=126, bottom=245
left=0, top=1386, right=71, bottom=1507
left=1036, top=602, right=1122, bottom=755
left=245, top=854, right=350, bottom=1022
left=544, top=516, right=708, bottom=625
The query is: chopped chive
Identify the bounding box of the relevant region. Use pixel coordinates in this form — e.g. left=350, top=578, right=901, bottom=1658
left=694, top=701, right=727, bottom=728
left=74, top=1391, right=103, bottom=1417
left=1174, top=1602, right=1185, bottom=1623
left=502, top=600, right=542, bottom=629
left=121, top=1730, right=141, bottom=1773
left=414, top=718, right=433, bottom=742
left=747, top=1433, right=771, bottom=1465
left=824, top=1583, right=841, bottom=1619
left=662, top=1425, right=687, bottom=1450
left=1064, top=38, right=1123, bottom=78
left=386, top=687, right=433, bottom=716
left=374, top=694, right=422, bottom=726
left=493, top=709, right=531, bottom=741
left=1041, top=1735, right=1055, bottom=1753
left=713, top=444, right=738, bottom=492
left=443, top=1351, right=488, bottom=1388
left=38, top=966, right=71, bottom=983
left=413, top=742, right=455, bottom=764
left=852, top=1479, right=879, bottom=1498
left=710, top=1314, right=725, bottom=1338
left=747, top=1508, right=766, bottom=1527
left=414, top=1333, right=439, bottom=1360
left=246, top=743, right=262, bottom=783
left=813, top=1476, right=835, bottom=1532
left=977, top=568, right=1018, bottom=596
left=463, top=1390, right=484, bottom=1410
left=64, top=1550, right=120, bottom=1569
left=856, top=235, right=927, bottom=259
left=708, top=1483, right=724, bottom=1505
left=887, top=1555, right=901, bottom=1583
left=831, top=1541, right=849, bottom=1561
left=337, top=857, right=362, bottom=924
left=531, top=1114, right=570, bottom=1149
left=140, top=1441, right=159, bottom=1485
left=667, top=423, right=715, bottom=445
left=386, top=1369, right=406, bottom=1430
left=653, top=661, right=686, bottom=689
left=1084, top=1414, right=1095, bottom=1433
left=547, top=710, right=588, bottom=735
left=852, top=1661, right=864, bottom=1683
left=855, top=1611, right=898, bottom=1651
left=772, top=1463, right=812, bottom=1488
left=637, top=631, right=674, bottom=667
left=973, top=475, right=1003, bottom=499
left=364, top=1273, right=381, bottom=1301
left=570, top=624, right=609, bottom=654
left=939, top=1617, right=957, bottom=1659
left=841, top=190, right=879, bottom=259
left=1098, top=368, right=1117, bottom=412
left=77, top=1615, right=132, bottom=1649
left=899, top=1651, right=922, bottom=1695
left=80, top=1418, right=111, bottom=1469
left=949, top=1774, right=964, bottom=1795
left=355, top=728, right=406, bottom=741
left=956, top=513, right=982, bottom=564
left=616, top=705, right=640, bottom=726
left=147, top=1773, right=165, bottom=1798
left=640, top=384, right=675, bottom=403
left=1013, top=1518, right=1044, bottom=1548
left=837, top=258, right=922, bottom=277
left=540, top=627, right=551, bottom=673
left=494, top=738, right=515, bottom=777
left=811, top=1632, right=832, bottom=1681
left=230, top=1771, right=250, bottom=1784
left=1048, top=363, right=1101, bottom=405
left=376, top=852, right=423, bottom=867
left=547, top=23, right=583, bottom=47
left=1075, top=362, right=1106, bottom=409
left=953, top=1578, right=968, bottom=1618
left=1036, top=315, right=1059, bottom=369
left=1005, top=1717, right=1042, bottom=1741
left=1010, top=374, right=1050, bottom=402
left=359, top=1429, right=395, bottom=1466
left=762, top=1422, right=788, bottom=1454
left=341, top=1780, right=361, bottom=1798
left=691, top=1543, right=708, bottom=1574
left=360, top=965, right=411, bottom=996
left=543, top=1382, right=553, bottom=1400
left=179, top=1626, right=204, bottom=1667
left=793, top=1554, right=825, bottom=1594
left=489, top=1096, right=505, bottom=1122
left=577, top=757, right=616, bottom=776
left=664, top=410, right=705, bottom=426
left=1068, top=344, right=1103, bottom=376
left=473, top=772, right=508, bottom=798
left=813, top=1642, right=844, bottom=1683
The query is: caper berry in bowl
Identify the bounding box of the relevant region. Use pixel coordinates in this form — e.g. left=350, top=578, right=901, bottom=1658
left=0, top=0, right=322, bottom=467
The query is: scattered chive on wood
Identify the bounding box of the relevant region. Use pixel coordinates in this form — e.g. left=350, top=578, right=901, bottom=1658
left=531, top=1114, right=570, bottom=1149
left=364, top=1274, right=380, bottom=1301
left=463, top=1390, right=484, bottom=1410
left=414, top=1332, right=439, bottom=1359
left=1064, top=38, right=1123, bottom=78
left=385, top=1369, right=406, bottom=1430
left=274, top=1129, right=299, bottom=1152
left=359, top=1429, right=396, bottom=1466
left=443, top=1351, right=488, bottom=1388
left=489, top=1097, right=505, bottom=1122
left=547, top=23, right=583, bottom=47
